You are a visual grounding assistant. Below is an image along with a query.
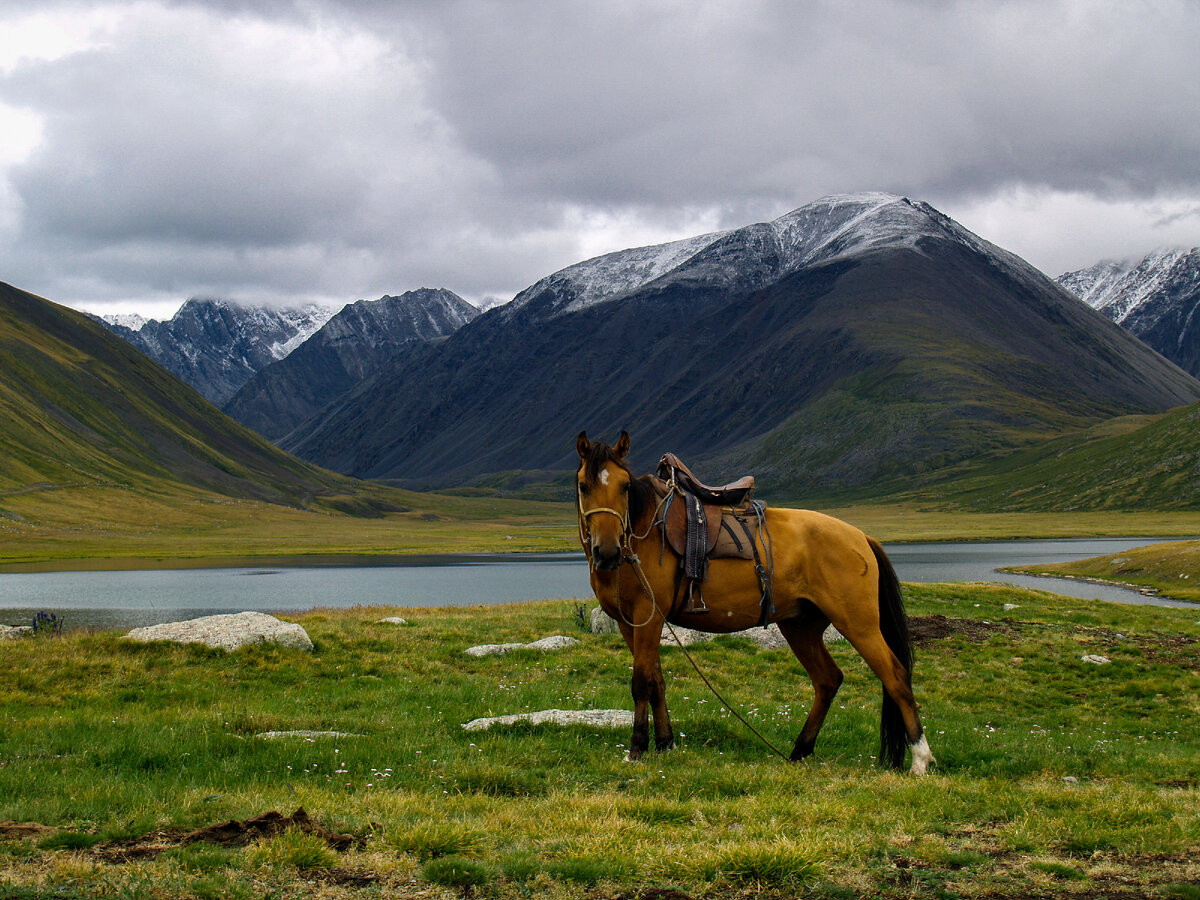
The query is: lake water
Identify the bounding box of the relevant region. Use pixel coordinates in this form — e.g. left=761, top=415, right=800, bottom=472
left=0, top=539, right=1194, bottom=632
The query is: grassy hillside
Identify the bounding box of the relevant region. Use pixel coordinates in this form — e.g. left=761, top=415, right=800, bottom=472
left=886, top=400, right=1200, bottom=512
left=0, top=281, right=579, bottom=563
left=0, top=281, right=363, bottom=506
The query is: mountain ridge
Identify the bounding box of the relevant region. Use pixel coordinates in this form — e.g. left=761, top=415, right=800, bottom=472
left=282, top=194, right=1200, bottom=495
left=223, top=288, right=477, bottom=440
left=98, top=297, right=334, bottom=405
left=1057, top=248, right=1200, bottom=378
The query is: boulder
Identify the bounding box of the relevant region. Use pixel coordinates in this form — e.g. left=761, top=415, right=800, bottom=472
left=0, top=625, right=33, bottom=640
left=590, top=606, right=619, bottom=634
left=590, top=610, right=843, bottom=649
left=124, top=612, right=313, bottom=653
left=1081, top=654, right=1111, bottom=665
left=465, top=634, right=580, bottom=657
left=376, top=617, right=408, bottom=625
left=463, top=708, right=633, bottom=732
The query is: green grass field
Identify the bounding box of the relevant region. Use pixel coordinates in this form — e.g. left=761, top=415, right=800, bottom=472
left=1, top=583, right=1198, bottom=898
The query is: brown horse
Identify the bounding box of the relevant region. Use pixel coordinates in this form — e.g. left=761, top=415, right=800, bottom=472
left=575, top=430, right=935, bottom=774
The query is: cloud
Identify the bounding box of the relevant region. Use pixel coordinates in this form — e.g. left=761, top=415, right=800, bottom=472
left=1, top=0, right=1199, bottom=313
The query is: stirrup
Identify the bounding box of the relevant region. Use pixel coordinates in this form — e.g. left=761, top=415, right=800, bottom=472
left=684, top=582, right=708, bottom=614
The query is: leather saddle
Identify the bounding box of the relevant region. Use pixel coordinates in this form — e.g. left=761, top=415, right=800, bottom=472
left=653, top=454, right=765, bottom=615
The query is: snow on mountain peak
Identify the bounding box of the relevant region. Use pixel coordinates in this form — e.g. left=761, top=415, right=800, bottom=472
left=1058, top=248, right=1198, bottom=323
left=505, top=192, right=988, bottom=320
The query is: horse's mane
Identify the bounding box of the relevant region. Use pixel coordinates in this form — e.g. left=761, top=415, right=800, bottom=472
left=582, top=440, right=654, bottom=526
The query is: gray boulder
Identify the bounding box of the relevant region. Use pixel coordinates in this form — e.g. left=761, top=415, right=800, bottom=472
left=0, top=625, right=33, bottom=640
left=463, top=708, right=633, bottom=732
left=124, top=611, right=313, bottom=653
left=465, top=634, right=580, bottom=658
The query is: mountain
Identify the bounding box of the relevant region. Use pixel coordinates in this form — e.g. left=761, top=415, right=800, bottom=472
left=281, top=193, right=1200, bottom=496
left=0, top=280, right=370, bottom=509
left=223, top=288, right=478, bottom=441
left=1057, top=248, right=1200, bottom=378
left=98, top=298, right=334, bottom=405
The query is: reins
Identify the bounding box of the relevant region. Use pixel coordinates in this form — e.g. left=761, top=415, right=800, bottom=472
left=577, top=488, right=790, bottom=761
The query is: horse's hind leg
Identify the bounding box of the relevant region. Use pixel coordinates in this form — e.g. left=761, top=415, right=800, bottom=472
left=838, top=628, right=934, bottom=774
left=777, top=617, right=844, bottom=762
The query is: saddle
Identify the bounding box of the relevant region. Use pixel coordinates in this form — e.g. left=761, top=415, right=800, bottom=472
left=653, top=454, right=773, bottom=622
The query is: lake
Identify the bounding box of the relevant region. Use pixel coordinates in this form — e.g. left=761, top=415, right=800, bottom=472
left=0, top=538, right=1194, bottom=632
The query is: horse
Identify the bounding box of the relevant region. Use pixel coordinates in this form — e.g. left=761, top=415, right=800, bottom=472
left=575, top=430, right=935, bottom=774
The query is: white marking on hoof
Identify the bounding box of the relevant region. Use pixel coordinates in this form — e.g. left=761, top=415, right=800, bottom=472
left=909, top=733, right=935, bottom=775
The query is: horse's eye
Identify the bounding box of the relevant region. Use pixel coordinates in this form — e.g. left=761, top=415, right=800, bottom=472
left=578, top=483, right=589, bottom=495
left=622, top=482, right=630, bottom=493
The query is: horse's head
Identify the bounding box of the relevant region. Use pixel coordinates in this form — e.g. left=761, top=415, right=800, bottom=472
left=575, top=430, right=634, bottom=571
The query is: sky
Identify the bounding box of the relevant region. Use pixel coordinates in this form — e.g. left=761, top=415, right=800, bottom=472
left=1, top=0, right=1199, bottom=320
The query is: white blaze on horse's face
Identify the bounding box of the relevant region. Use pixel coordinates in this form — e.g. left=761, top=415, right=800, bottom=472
left=578, top=459, right=632, bottom=572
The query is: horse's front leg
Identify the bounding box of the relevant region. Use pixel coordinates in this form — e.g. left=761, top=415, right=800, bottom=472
left=618, top=618, right=673, bottom=758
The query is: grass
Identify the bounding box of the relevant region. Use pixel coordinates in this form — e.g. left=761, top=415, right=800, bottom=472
left=1, top=584, right=1198, bottom=897
left=1008, top=538, right=1200, bottom=603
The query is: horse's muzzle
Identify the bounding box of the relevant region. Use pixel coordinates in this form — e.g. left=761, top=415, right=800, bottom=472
left=591, top=548, right=623, bottom=571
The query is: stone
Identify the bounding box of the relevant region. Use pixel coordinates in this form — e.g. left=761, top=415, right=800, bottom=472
left=376, top=617, right=408, bottom=625
left=1061, top=775, right=1079, bottom=784
left=661, top=626, right=716, bottom=647
left=462, top=708, right=633, bottom=732
left=1081, top=654, right=1111, bottom=665
left=255, top=730, right=361, bottom=740
left=590, top=611, right=841, bottom=649
left=124, top=612, right=313, bottom=653
left=0, top=625, right=33, bottom=640
left=465, top=634, right=580, bottom=657
left=590, top=607, right=619, bottom=634
left=1003, top=603, right=1020, bottom=611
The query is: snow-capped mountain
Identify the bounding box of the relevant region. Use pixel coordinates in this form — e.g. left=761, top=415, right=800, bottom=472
left=100, top=312, right=149, bottom=331
left=98, top=298, right=335, bottom=405
left=282, top=193, right=1198, bottom=493
left=503, top=193, right=1036, bottom=320
left=1057, top=248, right=1200, bottom=377
left=224, top=288, right=477, bottom=440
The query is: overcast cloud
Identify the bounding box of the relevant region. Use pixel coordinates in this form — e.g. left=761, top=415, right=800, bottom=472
left=1, top=0, right=1199, bottom=318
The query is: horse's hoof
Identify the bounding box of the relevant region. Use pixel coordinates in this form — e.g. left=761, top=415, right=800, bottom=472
left=655, top=737, right=675, bottom=752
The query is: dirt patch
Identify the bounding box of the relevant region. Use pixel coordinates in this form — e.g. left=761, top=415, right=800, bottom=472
left=87, top=807, right=357, bottom=864
left=181, top=806, right=354, bottom=850
left=908, top=614, right=1016, bottom=646
left=0, top=821, right=57, bottom=840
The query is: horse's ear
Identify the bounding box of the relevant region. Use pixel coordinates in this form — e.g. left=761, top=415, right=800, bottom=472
left=615, top=430, right=630, bottom=460
left=576, top=431, right=592, bottom=459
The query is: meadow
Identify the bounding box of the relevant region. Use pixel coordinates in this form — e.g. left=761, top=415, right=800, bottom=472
left=1, top=582, right=1198, bottom=899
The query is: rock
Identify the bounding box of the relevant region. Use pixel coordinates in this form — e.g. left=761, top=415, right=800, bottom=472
left=255, top=730, right=361, bottom=740
left=1061, top=775, right=1079, bottom=784
left=1081, top=654, right=1111, bottom=665
left=591, top=612, right=841, bottom=649
left=661, top=626, right=716, bottom=647
left=465, top=634, right=580, bottom=657
left=0, top=625, right=34, bottom=640
left=462, top=708, right=633, bottom=732
left=124, top=612, right=313, bottom=653
left=376, top=617, right=408, bottom=625
left=1003, top=603, right=1020, bottom=611
left=590, top=607, right=619, bottom=634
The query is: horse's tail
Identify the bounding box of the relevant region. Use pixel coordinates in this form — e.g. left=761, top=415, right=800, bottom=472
left=869, top=537, right=912, bottom=770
